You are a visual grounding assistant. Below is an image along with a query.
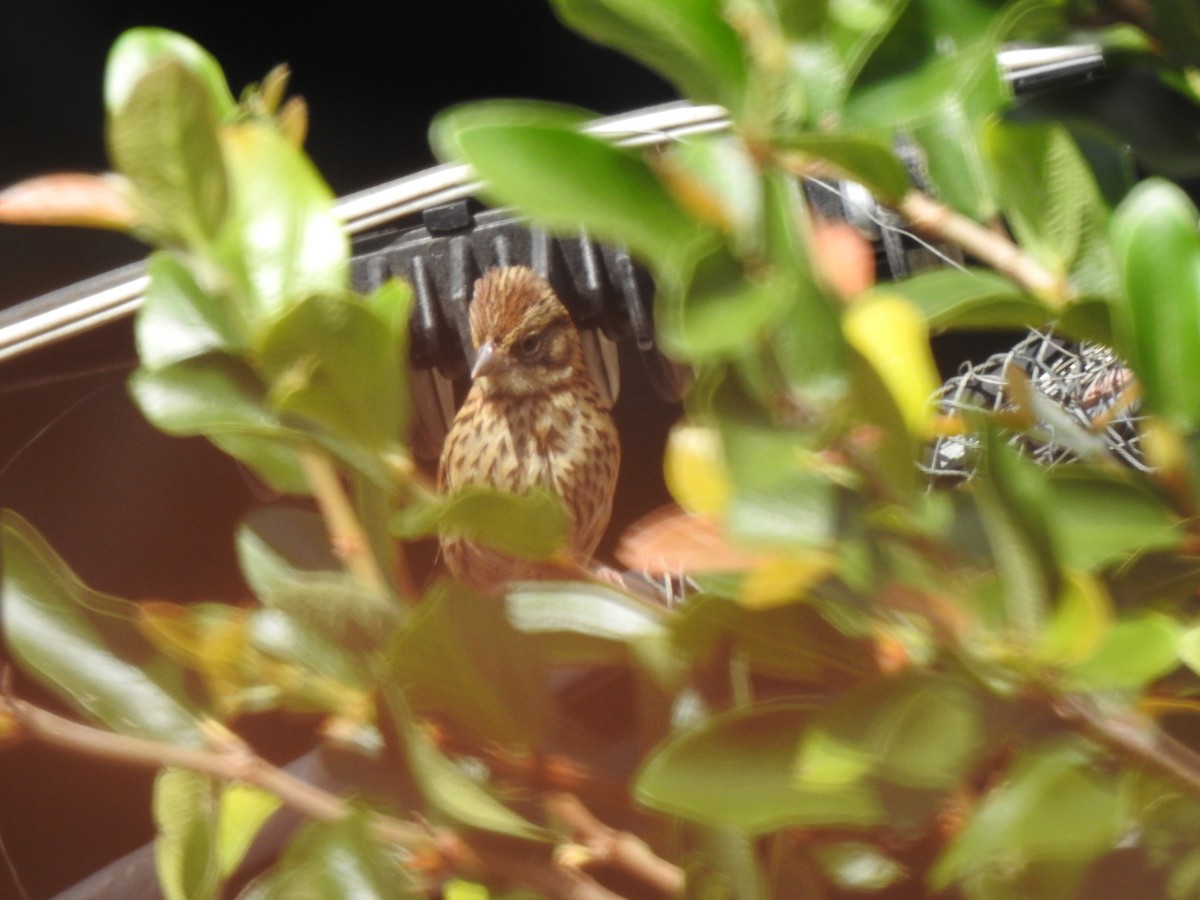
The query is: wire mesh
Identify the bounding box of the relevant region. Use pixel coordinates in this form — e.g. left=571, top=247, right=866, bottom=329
left=921, top=329, right=1148, bottom=484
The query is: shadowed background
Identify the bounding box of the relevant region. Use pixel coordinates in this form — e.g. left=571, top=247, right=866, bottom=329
left=0, top=3, right=672, bottom=896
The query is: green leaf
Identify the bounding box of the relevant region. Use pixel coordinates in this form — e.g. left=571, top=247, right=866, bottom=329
left=240, top=813, right=413, bottom=900
left=504, top=580, right=673, bottom=673
left=237, top=509, right=398, bottom=657
left=215, top=121, right=349, bottom=327
left=258, top=292, right=405, bottom=451
left=548, top=0, right=747, bottom=110
left=794, top=674, right=983, bottom=793
left=105, top=27, right=235, bottom=119
left=129, top=355, right=309, bottom=494
left=217, top=784, right=283, bottom=878
left=380, top=684, right=550, bottom=841
left=888, top=267, right=1044, bottom=330
left=933, top=741, right=1121, bottom=896
left=237, top=507, right=342, bottom=595
left=775, top=131, right=911, bottom=202
left=985, top=120, right=1115, bottom=292
left=396, top=487, right=569, bottom=562
left=636, top=702, right=887, bottom=833
left=671, top=594, right=874, bottom=684
left=432, top=100, right=713, bottom=274
left=1043, top=469, right=1182, bottom=571
left=972, top=429, right=1059, bottom=638
left=389, top=580, right=551, bottom=747
left=0, top=511, right=207, bottom=745
left=1035, top=570, right=1112, bottom=668
left=154, top=769, right=221, bottom=900
left=137, top=251, right=248, bottom=368
left=663, top=247, right=794, bottom=361
left=107, top=56, right=229, bottom=246
left=1110, top=179, right=1200, bottom=429
left=1064, top=612, right=1181, bottom=691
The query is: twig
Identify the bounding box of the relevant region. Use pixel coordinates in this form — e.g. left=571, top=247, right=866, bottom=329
left=547, top=793, right=685, bottom=897
left=1, top=690, right=635, bottom=898
left=899, top=191, right=1069, bottom=304
left=1053, top=694, right=1200, bottom=797
left=0, top=691, right=424, bottom=847
left=297, top=446, right=400, bottom=600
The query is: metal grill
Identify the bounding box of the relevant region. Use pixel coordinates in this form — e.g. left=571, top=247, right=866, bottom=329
left=921, top=329, right=1148, bottom=484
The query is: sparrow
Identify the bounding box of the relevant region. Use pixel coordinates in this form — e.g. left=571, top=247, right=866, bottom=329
left=437, top=266, right=620, bottom=591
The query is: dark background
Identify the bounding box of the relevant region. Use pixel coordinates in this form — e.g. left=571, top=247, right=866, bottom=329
left=0, top=3, right=673, bottom=897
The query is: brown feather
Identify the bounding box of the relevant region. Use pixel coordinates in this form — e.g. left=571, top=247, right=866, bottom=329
left=438, top=266, right=620, bottom=592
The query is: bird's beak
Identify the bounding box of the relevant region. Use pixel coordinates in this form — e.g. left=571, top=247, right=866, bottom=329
left=471, top=342, right=511, bottom=379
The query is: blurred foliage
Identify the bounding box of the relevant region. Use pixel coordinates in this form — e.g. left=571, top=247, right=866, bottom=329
left=6, top=1, right=1200, bottom=896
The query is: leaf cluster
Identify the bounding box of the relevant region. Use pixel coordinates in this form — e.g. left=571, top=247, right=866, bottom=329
left=6, top=2, right=1200, bottom=897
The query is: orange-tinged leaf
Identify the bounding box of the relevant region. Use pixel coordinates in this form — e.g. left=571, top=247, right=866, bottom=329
left=664, top=424, right=731, bottom=516
left=617, top=505, right=763, bottom=575
left=813, top=220, right=876, bottom=299
left=0, top=172, right=138, bottom=230
left=843, top=293, right=940, bottom=438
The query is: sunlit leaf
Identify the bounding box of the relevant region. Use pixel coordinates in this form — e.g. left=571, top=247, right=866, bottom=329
left=432, top=100, right=712, bottom=274
left=737, top=553, right=837, bottom=609
left=664, top=424, right=731, bottom=516
left=154, top=768, right=221, bottom=900
left=844, top=293, right=940, bottom=438
left=108, top=56, right=229, bottom=246
left=891, top=267, right=1044, bottom=330
left=240, top=813, right=413, bottom=899
left=1064, top=612, right=1181, bottom=691
left=395, top=486, right=569, bottom=562
left=1035, top=570, right=1112, bottom=667
left=776, top=131, right=911, bottom=202
left=137, top=251, right=248, bottom=369
left=258, top=292, right=405, bottom=451
left=636, top=702, right=886, bottom=833
left=1110, top=179, right=1200, bottom=429
left=105, top=27, right=235, bottom=118
left=129, top=355, right=309, bottom=494
left=0, top=511, right=207, bottom=746
left=218, top=784, right=283, bottom=878
left=504, top=580, right=671, bottom=672
left=215, top=121, right=348, bottom=326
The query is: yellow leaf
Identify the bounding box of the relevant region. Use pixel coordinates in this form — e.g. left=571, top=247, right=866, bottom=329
left=664, top=424, right=731, bottom=516
left=737, top=552, right=836, bottom=609
left=843, top=293, right=940, bottom=438
left=1036, top=569, right=1113, bottom=666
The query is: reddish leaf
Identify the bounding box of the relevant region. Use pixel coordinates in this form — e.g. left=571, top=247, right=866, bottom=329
left=0, top=172, right=138, bottom=230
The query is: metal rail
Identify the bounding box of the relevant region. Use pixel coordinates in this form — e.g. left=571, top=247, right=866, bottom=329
left=0, top=43, right=1102, bottom=363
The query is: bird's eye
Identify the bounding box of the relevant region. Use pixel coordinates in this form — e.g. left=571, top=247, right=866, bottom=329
left=519, top=334, right=542, bottom=357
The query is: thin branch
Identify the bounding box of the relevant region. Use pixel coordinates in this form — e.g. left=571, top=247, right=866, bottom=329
left=547, top=793, right=685, bottom=897
left=0, top=692, right=424, bottom=847
left=1, top=691, right=638, bottom=899
left=1053, top=694, right=1200, bottom=797
left=899, top=191, right=1069, bottom=304
left=297, top=446, right=402, bottom=600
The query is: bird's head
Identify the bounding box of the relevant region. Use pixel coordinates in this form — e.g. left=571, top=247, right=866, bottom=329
left=467, top=266, right=586, bottom=397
